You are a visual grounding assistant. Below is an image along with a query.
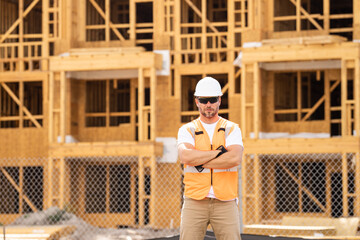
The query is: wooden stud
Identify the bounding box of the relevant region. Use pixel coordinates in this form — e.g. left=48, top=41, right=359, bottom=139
left=0, top=167, right=37, bottom=212
left=60, top=71, right=66, bottom=143
left=0, top=82, right=41, bottom=128
left=341, top=59, right=348, bottom=136
left=253, top=62, right=259, bottom=138
left=149, top=155, right=156, bottom=226
left=138, top=68, right=144, bottom=141
left=48, top=157, right=53, bottom=208
left=19, top=166, right=23, bottom=214
left=241, top=64, right=246, bottom=138
left=49, top=72, right=55, bottom=143
left=355, top=58, right=360, bottom=136
left=59, top=157, right=65, bottom=209
left=150, top=67, right=156, bottom=141
left=355, top=153, right=360, bottom=216
left=342, top=153, right=349, bottom=216
left=138, top=156, right=145, bottom=226
left=254, top=154, right=260, bottom=223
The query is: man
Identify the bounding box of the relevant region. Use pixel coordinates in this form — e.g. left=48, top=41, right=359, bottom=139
left=177, top=76, right=244, bottom=240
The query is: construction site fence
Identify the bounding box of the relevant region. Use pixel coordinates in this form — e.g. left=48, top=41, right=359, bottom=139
left=0, top=152, right=359, bottom=239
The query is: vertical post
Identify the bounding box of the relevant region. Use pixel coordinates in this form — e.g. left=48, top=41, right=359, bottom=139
left=353, top=0, right=360, bottom=39
left=105, top=0, right=110, bottom=42
left=241, top=154, right=247, bottom=224
left=19, top=80, right=24, bottom=128
left=19, top=166, right=23, bottom=214
left=106, top=165, right=110, bottom=213
left=106, top=79, right=110, bottom=127
left=78, top=0, right=86, bottom=42
left=150, top=67, right=156, bottom=141
left=254, top=154, right=260, bottom=223
left=296, top=0, right=300, bottom=32
left=138, top=68, right=144, bottom=141
left=253, top=62, right=259, bottom=139
left=19, top=0, right=24, bottom=71
left=138, top=156, right=145, bottom=226
left=227, top=0, right=235, bottom=63
left=297, top=71, right=302, bottom=121
left=48, top=157, right=53, bottom=208
left=149, top=155, right=157, bottom=226
left=59, top=157, right=65, bottom=209
left=60, top=71, right=66, bottom=143
left=342, top=153, right=349, bottom=217
left=174, top=0, right=181, bottom=66
left=42, top=0, right=49, bottom=70
left=201, top=0, right=207, bottom=63
left=241, top=63, right=247, bottom=138
left=355, top=152, right=360, bottom=216
left=324, top=71, right=331, bottom=131
left=129, top=0, right=136, bottom=43
left=323, top=0, right=330, bottom=33
left=341, top=59, right=348, bottom=136
left=354, top=58, right=360, bottom=136
left=49, top=72, right=54, bottom=143
left=130, top=79, right=136, bottom=139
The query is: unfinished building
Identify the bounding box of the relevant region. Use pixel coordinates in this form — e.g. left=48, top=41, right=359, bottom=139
left=0, top=0, right=360, bottom=236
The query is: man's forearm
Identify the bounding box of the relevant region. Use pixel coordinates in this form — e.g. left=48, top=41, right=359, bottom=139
left=202, top=146, right=243, bottom=169
left=179, top=148, right=220, bottom=166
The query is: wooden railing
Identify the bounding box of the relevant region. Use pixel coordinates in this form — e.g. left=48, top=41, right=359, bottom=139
left=0, top=42, right=43, bottom=72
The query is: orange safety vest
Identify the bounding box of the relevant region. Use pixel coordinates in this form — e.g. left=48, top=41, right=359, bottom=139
left=183, top=117, right=239, bottom=201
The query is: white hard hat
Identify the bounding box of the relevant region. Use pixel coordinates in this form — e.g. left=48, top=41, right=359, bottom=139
left=194, top=77, right=223, bottom=97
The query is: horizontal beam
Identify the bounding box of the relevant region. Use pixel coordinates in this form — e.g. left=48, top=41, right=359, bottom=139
left=244, top=137, right=360, bottom=154
left=49, top=141, right=163, bottom=157
left=50, top=52, right=163, bottom=72
left=242, top=42, right=360, bottom=63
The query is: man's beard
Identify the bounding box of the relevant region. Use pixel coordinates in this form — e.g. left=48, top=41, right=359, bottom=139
left=199, top=106, right=219, bottom=118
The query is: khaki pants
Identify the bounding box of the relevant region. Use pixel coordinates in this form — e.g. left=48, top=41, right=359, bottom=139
left=180, top=197, right=241, bottom=240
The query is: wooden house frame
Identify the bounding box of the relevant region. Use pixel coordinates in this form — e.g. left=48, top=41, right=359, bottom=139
left=0, top=0, right=360, bottom=230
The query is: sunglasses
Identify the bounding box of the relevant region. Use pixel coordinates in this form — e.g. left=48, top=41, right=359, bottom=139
left=197, top=97, right=219, bottom=104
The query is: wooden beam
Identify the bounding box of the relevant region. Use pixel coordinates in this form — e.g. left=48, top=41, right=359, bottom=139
left=138, top=156, right=145, bottom=226
left=150, top=67, right=156, bottom=141
left=355, top=58, right=360, bottom=136
left=342, top=153, right=349, bottom=216
left=0, top=0, right=40, bottom=44
left=149, top=155, right=156, bottom=226
left=302, top=80, right=340, bottom=121
left=253, top=62, right=260, bottom=138
left=241, top=64, right=247, bottom=137
left=279, top=162, right=326, bottom=212
left=138, top=68, right=144, bottom=141
left=50, top=52, right=163, bottom=71
left=49, top=72, right=55, bottom=143
left=42, top=0, right=49, bottom=70
left=341, top=59, right=348, bottom=136
left=289, top=0, right=323, bottom=30
left=355, top=153, right=360, bottom=216
left=88, top=0, right=125, bottom=41
left=59, top=157, right=65, bottom=209
left=60, top=71, right=66, bottom=143
left=184, top=0, right=227, bottom=45
left=254, top=154, right=260, bottom=223
left=48, top=157, right=54, bottom=208
left=0, top=167, right=38, bottom=212
left=0, top=82, right=41, bottom=128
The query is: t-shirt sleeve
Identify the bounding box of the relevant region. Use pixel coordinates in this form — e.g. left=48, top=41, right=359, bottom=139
left=225, top=125, right=244, bottom=148
left=177, top=125, right=195, bottom=147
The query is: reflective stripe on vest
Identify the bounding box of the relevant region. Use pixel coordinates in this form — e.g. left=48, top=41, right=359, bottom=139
left=183, top=117, right=238, bottom=201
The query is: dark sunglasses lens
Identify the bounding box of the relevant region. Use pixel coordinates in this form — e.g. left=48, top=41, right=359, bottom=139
left=199, top=97, right=218, bottom=104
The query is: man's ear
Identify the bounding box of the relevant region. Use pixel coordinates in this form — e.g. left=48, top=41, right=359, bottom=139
left=218, top=97, right=221, bottom=106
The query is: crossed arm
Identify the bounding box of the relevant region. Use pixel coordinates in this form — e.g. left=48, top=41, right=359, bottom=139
left=178, top=143, right=243, bottom=169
